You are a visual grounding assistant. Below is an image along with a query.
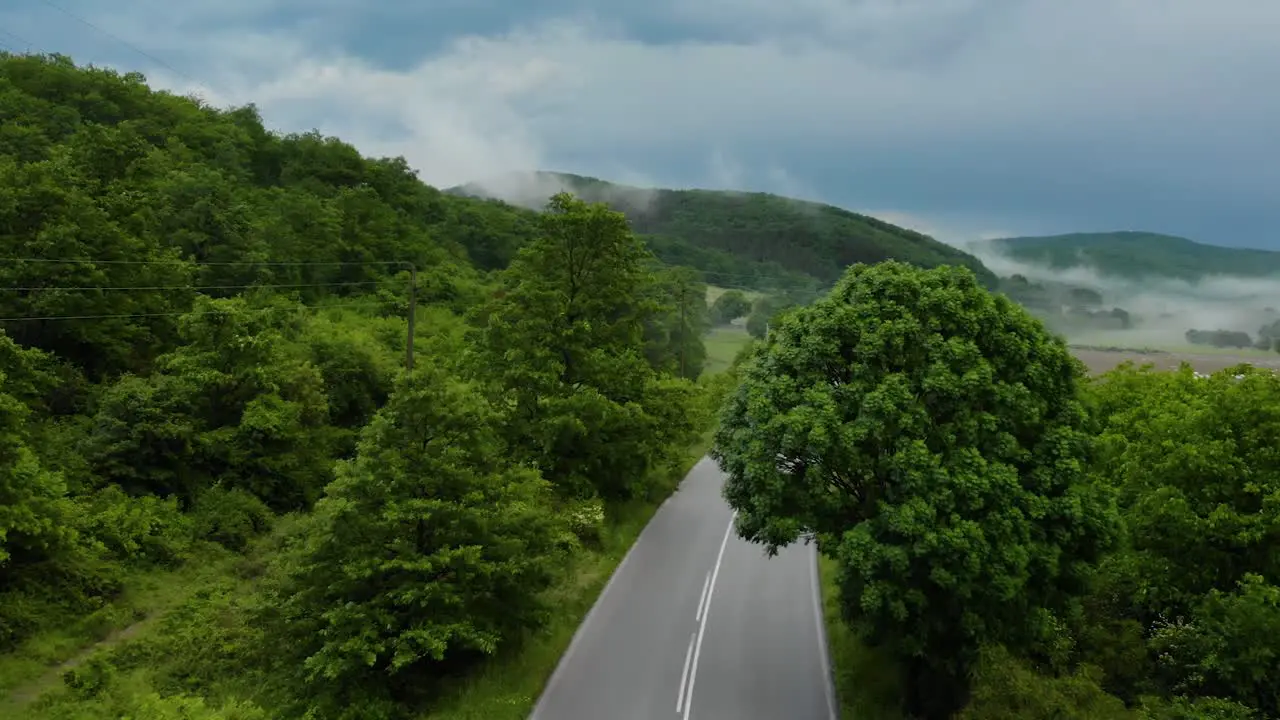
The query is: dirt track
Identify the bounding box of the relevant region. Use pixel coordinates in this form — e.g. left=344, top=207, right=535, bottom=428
left=1072, top=348, right=1280, bottom=376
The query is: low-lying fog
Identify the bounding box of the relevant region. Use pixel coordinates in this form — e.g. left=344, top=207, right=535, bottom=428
left=964, top=243, right=1280, bottom=349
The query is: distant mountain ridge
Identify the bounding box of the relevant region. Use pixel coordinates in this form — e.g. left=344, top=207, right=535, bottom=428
left=449, top=171, right=998, bottom=289
left=978, top=231, right=1280, bottom=281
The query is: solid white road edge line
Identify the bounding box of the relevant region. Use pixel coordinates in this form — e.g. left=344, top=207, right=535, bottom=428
left=676, top=631, right=697, bottom=713
left=528, top=482, right=684, bottom=720
left=809, top=542, right=840, bottom=720
left=681, top=512, right=737, bottom=720
left=695, top=571, right=711, bottom=622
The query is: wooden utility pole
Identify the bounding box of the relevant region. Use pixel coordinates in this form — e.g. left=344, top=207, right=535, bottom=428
left=405, top=262, right=417, bottom=371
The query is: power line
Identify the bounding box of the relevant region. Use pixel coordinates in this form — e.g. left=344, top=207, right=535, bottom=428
left=0, top=26, right=36, bottom=53
left=0, top=280, right=386, bottom=292
left=0, top=300, right=386, bottom=323
left=33, top=0, right=208, bottom=95
left=0, top=257, right=411, bottom=268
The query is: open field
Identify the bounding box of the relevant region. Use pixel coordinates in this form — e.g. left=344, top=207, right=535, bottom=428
left=703, top=326, right=753, bottom=375
left=1071, top=346, right=1280, bottom=375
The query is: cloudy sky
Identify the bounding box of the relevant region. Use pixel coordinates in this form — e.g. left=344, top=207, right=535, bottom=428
left=2, top=0, right=1278, bottom=247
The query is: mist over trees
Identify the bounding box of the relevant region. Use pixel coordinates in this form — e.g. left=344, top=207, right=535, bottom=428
left=979, top=237, right=1280, bottom=353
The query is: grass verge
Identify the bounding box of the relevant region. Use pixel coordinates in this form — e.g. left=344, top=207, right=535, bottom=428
left=419, top=429, right=715, bottom=720
left=817, top=553, right=903, bottom=720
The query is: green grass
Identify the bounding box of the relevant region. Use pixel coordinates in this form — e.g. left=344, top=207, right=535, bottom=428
left=0, top=546, right=235, bottom=712
left=703, top=326, right=753, bottom=376
left=818, top=554, right=903, bottom=720
left=421, top=430, right=715, bottom=720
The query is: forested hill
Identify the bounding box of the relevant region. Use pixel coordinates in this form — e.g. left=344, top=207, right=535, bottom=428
left=980, top=231, right=1280, bottom=281
left=450, top=171, right=998, bottom=290
left=0, top=52, right=719, bottom=719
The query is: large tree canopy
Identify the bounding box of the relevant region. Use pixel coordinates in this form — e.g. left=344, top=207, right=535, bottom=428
left=712, top=260, right=1120, bottom=718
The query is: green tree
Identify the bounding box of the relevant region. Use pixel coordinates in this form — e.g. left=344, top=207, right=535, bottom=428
left=642, top=265, right=709, bottom=380
left=469, top=192, right=702, bottom=500
left=744, top=293, right=803, bottom=339
left=0, top=370, right=77, bottom=574
left=712, top=261, right=1120, bottom=718
left=87, top=296, right=334, bottom=510
left=0, top=360, right=97, bottom=648
left=709, top=289, right=751, bottom=325
left=0, top=151, right=195, bottom=378
left=272, top=368, right=572, bottom=713
left=1081, top=364, right=1280, bottom=714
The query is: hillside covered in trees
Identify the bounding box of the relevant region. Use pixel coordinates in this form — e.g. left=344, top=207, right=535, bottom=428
left=450, top=171, right=998, bottom=292
left=979, top=231, right=1280, bottom=281
left=0, top=52, right=724, bottom=719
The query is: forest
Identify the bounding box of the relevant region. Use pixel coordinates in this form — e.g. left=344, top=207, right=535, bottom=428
left=0, top=52, right=724, bottom=719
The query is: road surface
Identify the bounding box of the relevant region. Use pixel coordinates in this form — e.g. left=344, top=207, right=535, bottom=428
left=529, top=457, right=838, bottom=720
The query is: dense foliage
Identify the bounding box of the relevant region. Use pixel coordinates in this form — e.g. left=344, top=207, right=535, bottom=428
left=467, top=193, right=707, bottom=502
left=454, top=171, right=998, bottom=290
left=0, top=52, right=710, bottom=719
left=713, top=261, right=1120, bottom=717
left=715, top=261, right=1280, bottom=719
left=982, top=231, right=1280, bottom=282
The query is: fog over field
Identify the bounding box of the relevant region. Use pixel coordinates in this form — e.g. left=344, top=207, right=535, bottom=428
left=963, top=242, right=1280, bottom=350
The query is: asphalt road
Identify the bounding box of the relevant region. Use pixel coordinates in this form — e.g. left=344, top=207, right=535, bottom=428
left=529, top=456, right=838, bottom=720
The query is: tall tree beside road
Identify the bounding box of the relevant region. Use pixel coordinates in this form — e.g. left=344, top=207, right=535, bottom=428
left=642, top=264, right=709, bottom=380
left=712, top=261, right=1120, bottom=719
left=469, top=192, right=705, bottom=502
left=270, top=369, right=572, bottom=716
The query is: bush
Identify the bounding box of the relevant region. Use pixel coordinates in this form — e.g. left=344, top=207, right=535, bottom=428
left=190, top=487, right=273, bottom=552
left=960, top=645, right=1133, bottom=720
left=564, top=498, right=606, bottom=547
left=76, top=485, right=192, bottom=564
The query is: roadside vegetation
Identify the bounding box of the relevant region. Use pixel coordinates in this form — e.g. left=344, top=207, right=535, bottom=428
left=718, top=261, right=1280, bottom=719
